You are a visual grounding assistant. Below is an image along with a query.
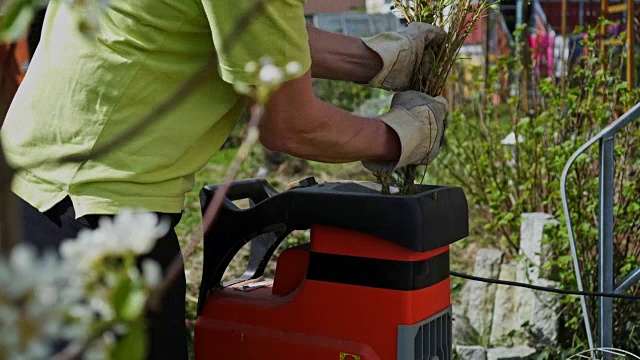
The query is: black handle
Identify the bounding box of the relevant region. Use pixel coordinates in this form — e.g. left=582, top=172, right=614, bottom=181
left=202, top=178, right=279, bottom=206
left=197, top=178, right=292, bottom=314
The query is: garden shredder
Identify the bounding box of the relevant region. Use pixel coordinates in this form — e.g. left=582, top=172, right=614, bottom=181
left=194, top=177, right=469, bottom=359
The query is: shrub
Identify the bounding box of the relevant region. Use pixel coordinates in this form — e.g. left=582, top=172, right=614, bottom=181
left=312, top=78, right=388, bottom=112
left=432, top=22, right=640, bottom=355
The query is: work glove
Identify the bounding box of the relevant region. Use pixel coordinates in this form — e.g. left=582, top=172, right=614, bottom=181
left=362, top=22, right=446, bottom=91
left=362, top=91, right=448, bottom=173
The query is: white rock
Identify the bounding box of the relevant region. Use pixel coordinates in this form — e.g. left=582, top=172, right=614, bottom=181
left=453, top=305, right=478, bottom=345
left=500, top=132, right=524, bottom=146
left=463, top=248, right=504, bottom=336
left=456, top=345, right=487, bottom=360
left=489, top=263, right=518, bottom=346
left=528, top=278, right=561, bottom=345
left=519, top=213, right=559, bottom=281
left=256, top=167, right=268, bottom=177
left=487, top=346, right=536, bottom=360
left=515, top=263, right=560, bottom=345
left=352, top=95, right=392, bottom=118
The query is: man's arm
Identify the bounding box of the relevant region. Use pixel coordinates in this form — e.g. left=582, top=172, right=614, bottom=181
left=256, top=70, right=401, bottom=164
left=306, top=25, right=382, bottom=84
left=255, top=68, right=448, bottom=171
left=307, top=23, right=446, bottom=91
left=237, top=20, right=448, bottom=167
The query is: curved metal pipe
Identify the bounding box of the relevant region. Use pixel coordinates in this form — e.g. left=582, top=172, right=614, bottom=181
left=560, top=139, right=597, bottom=355
left=559, top=101, right=640, bottom=357
left=615, top=267, right=640, bottom=295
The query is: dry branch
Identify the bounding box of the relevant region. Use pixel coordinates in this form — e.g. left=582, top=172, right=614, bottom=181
left=378, top=0, right=491, bottom=194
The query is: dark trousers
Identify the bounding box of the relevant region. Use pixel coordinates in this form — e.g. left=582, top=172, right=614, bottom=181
left=15, top=195, right=188, bottom=360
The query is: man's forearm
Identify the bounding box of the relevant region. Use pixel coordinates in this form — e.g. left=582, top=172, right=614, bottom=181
left=258, top=72, right=400, bottom=164
left=262, top=100, right=400, bottom=164
left=307, top=25, right=382, bottom=84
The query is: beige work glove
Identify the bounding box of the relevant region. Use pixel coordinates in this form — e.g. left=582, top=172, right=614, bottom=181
left=362, top=23, right=446, bottom=91
left=362, top=91, right=448, bottom=173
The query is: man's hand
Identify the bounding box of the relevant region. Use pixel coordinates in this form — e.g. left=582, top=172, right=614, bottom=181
left=362, top=23, right=446, bottom=91
left=362, top=91, right=448, bottom=173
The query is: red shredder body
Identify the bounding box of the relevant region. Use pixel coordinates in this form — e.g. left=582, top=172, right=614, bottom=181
left=194, top=179, right=468, bottom=360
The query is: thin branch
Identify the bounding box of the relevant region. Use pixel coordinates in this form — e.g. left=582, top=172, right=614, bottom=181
left=50, top=321, right=117, bottom=360
left=146, top=104, right=264, bottom=314
left=394, top=0, right=490, bottom=192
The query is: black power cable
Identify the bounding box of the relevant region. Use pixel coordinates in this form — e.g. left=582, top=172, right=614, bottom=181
left=450, top=271, right=640, bottom=301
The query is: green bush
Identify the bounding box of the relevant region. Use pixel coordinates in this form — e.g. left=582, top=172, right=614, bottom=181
left=312, top=78, right=389, bottom=112
left=432, top=23, right=640, bottom=356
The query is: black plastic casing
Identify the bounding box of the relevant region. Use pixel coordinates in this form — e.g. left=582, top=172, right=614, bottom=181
left=196, top=178, right=469, bottom=314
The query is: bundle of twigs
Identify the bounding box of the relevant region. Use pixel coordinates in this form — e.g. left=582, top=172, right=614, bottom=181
left=376, top=0, right=491, bottom=194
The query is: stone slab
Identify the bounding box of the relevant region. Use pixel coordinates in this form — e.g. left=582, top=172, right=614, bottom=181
left=489, top=262, right=518, bottom=346
left=463, top=248, right=504, bottom=335
left=457, top=345, right=487, bottom=360
left=487, top=346, right=536, bottom=360
left=519, top=213, right=559, bottom=280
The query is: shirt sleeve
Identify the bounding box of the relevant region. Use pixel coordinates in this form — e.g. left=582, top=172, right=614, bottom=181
left=201, top=0, right=312, bottom=85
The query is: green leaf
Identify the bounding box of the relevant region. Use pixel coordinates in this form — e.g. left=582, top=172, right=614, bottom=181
left=110, top=320, right=148, bottom=360
left=110, top=275, right=133, bottom=318
left=615, top=82, right=629, bottom=92
left=121, top=289, right=147, bottom=321
left=109, top=274, right=147, bottom=321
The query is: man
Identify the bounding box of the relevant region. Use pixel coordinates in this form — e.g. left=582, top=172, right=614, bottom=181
left=1, top=0, right=448, bottom=358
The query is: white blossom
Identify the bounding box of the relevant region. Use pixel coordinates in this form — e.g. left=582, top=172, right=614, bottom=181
left=60, top=210, right=169, bottom=269
left=0, top=209, right=168, bottom=358
left=233, top=82, right=252, bottom=96
left=259, top=64, right=284, bottom=85
left=259, top=56, right=274, bottom=66
left=244, top=61, right=258, bottom=73
left=285, top=61, right=302, bottom=76
left=142, top=259, right=162, bottom=288
left=0, top=244, right=86, bottom=359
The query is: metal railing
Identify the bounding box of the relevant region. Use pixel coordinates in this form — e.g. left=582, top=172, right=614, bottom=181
left=560, top=101, right=640, bottom=359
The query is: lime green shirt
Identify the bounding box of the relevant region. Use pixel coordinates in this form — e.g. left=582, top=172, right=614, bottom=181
left=1, top=0, right=311, bottom=217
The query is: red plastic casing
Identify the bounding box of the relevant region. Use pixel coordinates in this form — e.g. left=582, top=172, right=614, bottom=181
left=194, top=225, right=451, bottom=360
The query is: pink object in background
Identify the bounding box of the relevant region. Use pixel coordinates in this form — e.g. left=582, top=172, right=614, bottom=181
left=529, top=35, right=540, bottom=74
left=547, top=34, right=554, bottom=77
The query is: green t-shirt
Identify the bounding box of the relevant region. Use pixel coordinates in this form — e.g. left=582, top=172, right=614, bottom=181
left=1, top=0, right=311, bottom=217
